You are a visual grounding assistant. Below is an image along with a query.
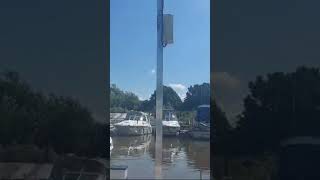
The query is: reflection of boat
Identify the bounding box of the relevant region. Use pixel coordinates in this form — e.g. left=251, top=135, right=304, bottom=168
left=110, top=124, right=116, bottom=136
left=114, top=111, right=152, bottom=136
left=148, top=137, right=182, bottom=164
left=111, top=135, right=152, bottom=158
left=127, top=135, right=151, bottom=156
left=163, top=148, right=180, bottom=163
left=191, top=105, right=210, bottom=140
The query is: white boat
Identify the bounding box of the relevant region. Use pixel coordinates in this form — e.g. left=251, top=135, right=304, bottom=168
left=150, top=110, right=180, bottom=136
left=110, top=113, right=127, bottom=124
left=162, top=110, right=180, bottom=136
left=110, top=137, right=113, bottom=154
left=114, top=111, right=152, bottom=136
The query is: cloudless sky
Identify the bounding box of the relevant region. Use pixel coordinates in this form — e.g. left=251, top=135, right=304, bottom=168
left=111, top=0, right=210, bottom=100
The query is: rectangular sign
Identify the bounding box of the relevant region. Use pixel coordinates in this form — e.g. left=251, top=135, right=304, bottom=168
left=163, top=14, right=174, bottom=44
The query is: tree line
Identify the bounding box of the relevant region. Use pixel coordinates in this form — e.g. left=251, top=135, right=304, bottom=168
left=110, top=82, right=210, bottom=113
left=0, top=71, right=107, bottom=158
left=3, top=66, right=318, bottom=158
left=213, top=66, right=320, bottom=156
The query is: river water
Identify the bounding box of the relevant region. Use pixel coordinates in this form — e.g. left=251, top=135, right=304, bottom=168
left=110, top=135, right=210, bottom=179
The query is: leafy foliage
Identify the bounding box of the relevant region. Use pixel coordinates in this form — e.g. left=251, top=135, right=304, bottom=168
left=110, top=83, right=211, bottom=113
left=0, top=71, right=106, bottom=157
left=223, top=66, right=320, bottom=155
left=176, top=111, right=196, bottom=127
left=139, top=86, right=182, bottom=112
left=110, top=84, right=141, bottom=112
left=211, top=100, right=231, bottom=137
left=181, top=83, right=210, bottom=110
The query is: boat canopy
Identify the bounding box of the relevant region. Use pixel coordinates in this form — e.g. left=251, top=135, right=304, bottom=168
left=163, top=110, right=178, bottom=121
left=196, top=105, right=210, bottom=123
left=125, top=111, right=149, bottom=122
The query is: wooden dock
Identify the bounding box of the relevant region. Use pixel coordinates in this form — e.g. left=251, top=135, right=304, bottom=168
left=110, top=165, right=128, bottom=179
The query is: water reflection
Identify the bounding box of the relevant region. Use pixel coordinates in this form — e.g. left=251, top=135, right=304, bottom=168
left=112, top=135, right=152, bottom=158
left=183, top=140, right=210, bottom=170
left=111, top=135, right=210, bottom=179
left=148, top=137, right=183, bottom=164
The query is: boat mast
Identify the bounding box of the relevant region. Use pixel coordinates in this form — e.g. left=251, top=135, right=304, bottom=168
left=155, top=0, right=164, bottom=178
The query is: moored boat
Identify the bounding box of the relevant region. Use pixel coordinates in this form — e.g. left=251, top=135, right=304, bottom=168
left=110, top=137, right=113, bottom=155
left=114, top=111, right=152, bottom=136
left=162, top=110, right=180, bottom=136
left=150, top=109, right=181, bottom=136
left=191, top=105, right=210, bottom=140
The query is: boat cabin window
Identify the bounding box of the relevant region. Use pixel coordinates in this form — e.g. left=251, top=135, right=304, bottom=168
left=128, top=115, right=143, bottom=121
left=164, top=112, right=175, bottom=121
left=142, top=115, right=147, bottom=121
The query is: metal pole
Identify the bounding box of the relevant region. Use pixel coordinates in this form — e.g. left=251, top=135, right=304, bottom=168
left=155, top=0, right=164, bottom=179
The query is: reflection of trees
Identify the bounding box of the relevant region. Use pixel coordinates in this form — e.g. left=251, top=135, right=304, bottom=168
left=182, top=140, right=210, bottom=170
left=148, top=138, right=210, bottom=170
left=148, top=137, right=182, bottom=163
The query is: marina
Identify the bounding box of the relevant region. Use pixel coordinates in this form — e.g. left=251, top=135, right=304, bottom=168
left=111, top=105, right=210, bottom=139
left=110, top=105, right=211, bottom=179
left=109, top=0, right=210, bottom=178
left=110, top=135, right=210, bottom=179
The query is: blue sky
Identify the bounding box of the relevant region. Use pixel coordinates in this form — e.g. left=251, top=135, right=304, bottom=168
left=111, top=0, right=210, bottom=101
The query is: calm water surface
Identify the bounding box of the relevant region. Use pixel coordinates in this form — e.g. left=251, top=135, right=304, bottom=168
left=111, top=135, right=210, bottom=179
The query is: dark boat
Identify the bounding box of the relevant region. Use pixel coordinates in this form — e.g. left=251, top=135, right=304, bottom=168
left=191, top=105, right=210, bottom=140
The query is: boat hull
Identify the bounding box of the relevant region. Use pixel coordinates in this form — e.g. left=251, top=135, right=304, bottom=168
left=115, top=125, right=152, bottom=136
left=163, top=125, right=180, bottom=136
left=151, top=125, right=180, bottom=136
left=191, top=130, right=210, bottom=140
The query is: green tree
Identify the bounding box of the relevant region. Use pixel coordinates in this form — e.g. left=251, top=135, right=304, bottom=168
left=233, top=66, right=320, bottom=153
left=0, top=70, right=104, bottom=157
left=0, top=71, right=36, bottom=145
left=41, top=95, right=95, bottom=155
left=140, top=86, right=182, bottom=112
left=110, top=84, right=141, bottom=112
left=181, top=83, right=210, bottom=111
left=211, top=100, right=231, bottom=138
